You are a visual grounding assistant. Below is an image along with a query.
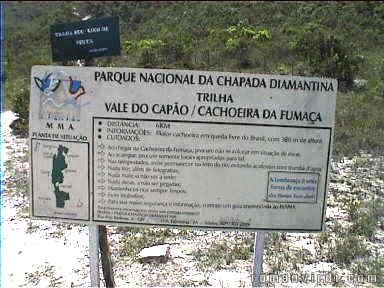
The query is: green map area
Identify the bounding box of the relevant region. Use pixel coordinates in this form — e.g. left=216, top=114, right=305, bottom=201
left=51, top=145, right=70, bottom=208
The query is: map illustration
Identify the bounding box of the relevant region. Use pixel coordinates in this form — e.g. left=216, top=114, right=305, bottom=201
left=31, top=136, right=89, bottom=220
left=51, top=145, right=70, bottom=208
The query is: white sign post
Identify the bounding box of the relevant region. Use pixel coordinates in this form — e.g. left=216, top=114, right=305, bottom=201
left=89, top=224, right=100, bottom=287
left=29, top=66, right=336, bottom=283
left=252, top=231, right=266, bottom=287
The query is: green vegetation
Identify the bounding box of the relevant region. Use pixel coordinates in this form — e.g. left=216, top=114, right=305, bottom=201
left=348, top=197, right=384, bottom=239
left=192, top=237, right=251, bottom=270
left=317, top=224, right=371, bottom=266
left=265, top=232, right=314, bottom=274
left=4, top=2, right=384, bottom=155
left=3, top=4, right=384, bottom=284
left=5, top=158, right=29, bottom=197
left=311, top=154, right=384, bottom=285
left=352, top=255, right=384, bottom=286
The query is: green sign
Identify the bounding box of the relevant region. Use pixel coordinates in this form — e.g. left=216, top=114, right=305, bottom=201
left=50, top=16, right=121, bottom=61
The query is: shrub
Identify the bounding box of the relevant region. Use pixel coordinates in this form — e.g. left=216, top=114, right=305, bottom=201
left=351, top=255, right=384, bottom=286
left=290, top=22, right=363, bottom=90
left=8, top=80, right=30, bottom=137
left=192, top=239, right=251, bottom=270
left=318, top=224, right=370, bottom=266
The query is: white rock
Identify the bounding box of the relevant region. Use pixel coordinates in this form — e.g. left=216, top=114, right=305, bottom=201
left=138, top=244, right=170, bottom=262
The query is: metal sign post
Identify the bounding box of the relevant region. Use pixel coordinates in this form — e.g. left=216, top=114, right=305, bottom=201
left=89, top=224, right=100, bottom=287
left=252, top=231, right=266, bottom=287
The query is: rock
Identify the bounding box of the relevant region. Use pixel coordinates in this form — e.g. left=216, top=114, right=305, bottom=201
left=138, top=244, right=171, bottom=263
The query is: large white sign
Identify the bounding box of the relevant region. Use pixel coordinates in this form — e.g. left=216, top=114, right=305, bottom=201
left=30, top=66, right=337, bottom=231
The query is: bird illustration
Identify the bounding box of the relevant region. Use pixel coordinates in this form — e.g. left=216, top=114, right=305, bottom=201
left=34, top=73, right=61, bottom=94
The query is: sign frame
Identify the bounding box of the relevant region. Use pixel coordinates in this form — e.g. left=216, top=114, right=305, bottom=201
left=29, top=65, right=337, bottom=232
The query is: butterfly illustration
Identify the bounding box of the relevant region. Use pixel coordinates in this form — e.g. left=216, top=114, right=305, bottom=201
left=34, top=73, right=61, bottom=94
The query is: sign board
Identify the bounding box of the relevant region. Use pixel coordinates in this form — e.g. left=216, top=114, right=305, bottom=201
left=30, top=66, right=337, bottom=231
left=50, top=16, right=121, bottom=61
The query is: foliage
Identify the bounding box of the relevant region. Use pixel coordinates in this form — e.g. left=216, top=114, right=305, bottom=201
left=347, top=197, right=384, bottom=238
left=265, top=232, right=314, bottom=275
left=124, top=38, right=165, bottom=67
left=330, top=234, right=370, bottom=265
left=224, top=25, right=271, bottom=49
left=8, top=79, right=30, bottom=137
left=192, top=240, right=251, bottom=271
left=334, top=90, right=384, bottom=156
left=4, top=156, right=29, bottom=198
left=206, top=24, right=272, bottom=69
left=351, top=254, right=384, bottom=286
left=317, top=223, right=371, bottom=266
left=288, top=22, right=363, bottom=90
left=4, top=2, right=384, bottom=155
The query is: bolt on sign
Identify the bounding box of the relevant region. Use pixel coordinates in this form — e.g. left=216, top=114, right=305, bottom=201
left=50, top=16, right=121, bottom=61
left=30, top=66, right=337, bottom=231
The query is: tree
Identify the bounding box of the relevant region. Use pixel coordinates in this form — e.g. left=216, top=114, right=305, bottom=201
left=289, top=22, right=363, bottom=90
